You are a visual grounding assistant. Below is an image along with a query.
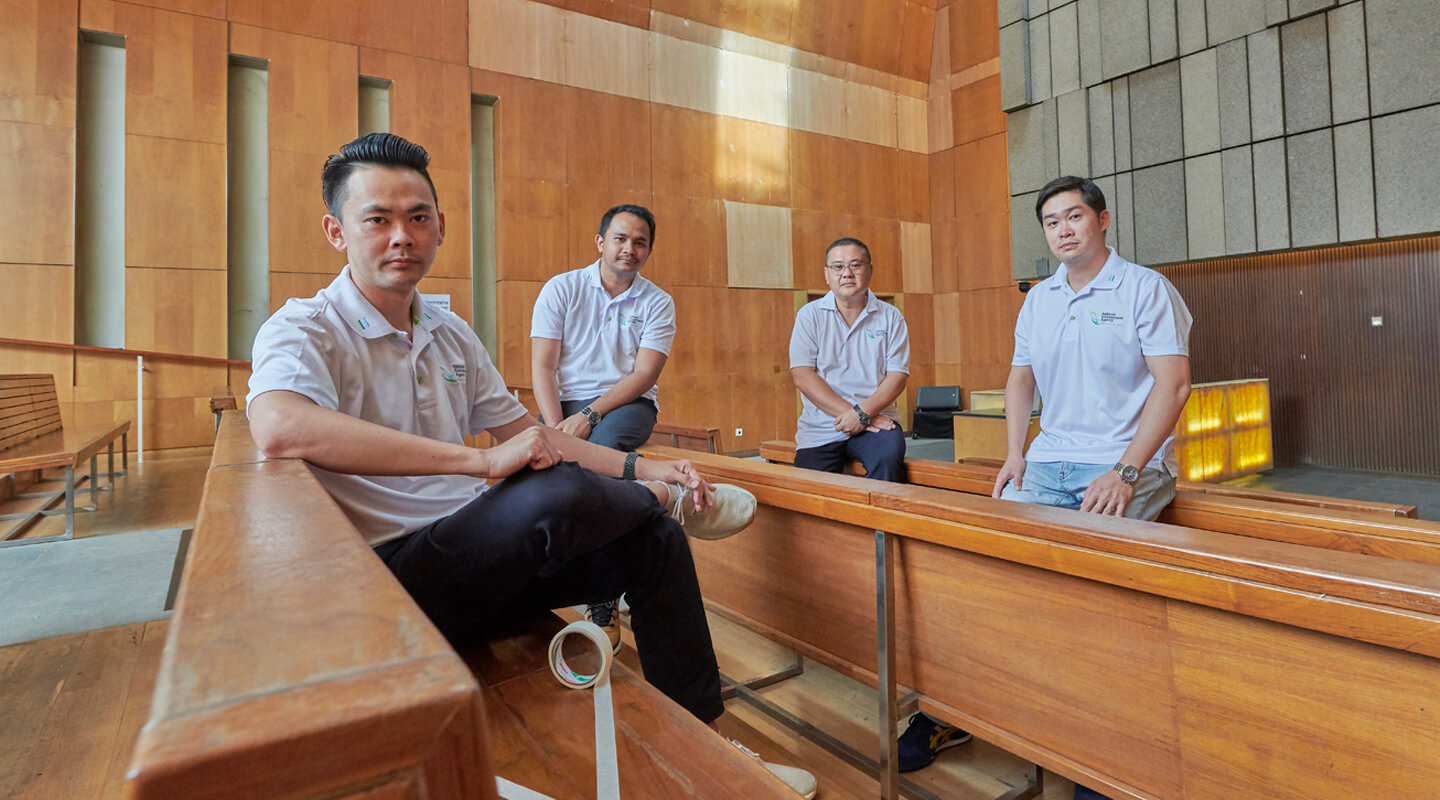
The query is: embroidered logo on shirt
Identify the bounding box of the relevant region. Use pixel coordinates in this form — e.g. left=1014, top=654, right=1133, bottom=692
left=866, top=328, right=887, bottom=339
left=442, top=372, right=459, bottom=383
left=1089, top=310, right=1125, bottom=327
left=617, top=312, right=644, bottom=327
left=451, top=364, right=467, bottom=380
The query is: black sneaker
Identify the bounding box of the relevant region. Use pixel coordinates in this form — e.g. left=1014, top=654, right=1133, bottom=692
left=585, top=600, right=622, bottom=654
left=897, top=712, right=972, bottom=772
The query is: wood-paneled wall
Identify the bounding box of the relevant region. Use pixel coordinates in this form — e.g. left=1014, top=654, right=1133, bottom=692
left=2, top=0, right=1003, bottom=453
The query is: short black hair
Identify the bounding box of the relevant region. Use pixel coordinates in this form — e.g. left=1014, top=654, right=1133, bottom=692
left=321, top=133, right=438, bottom=219
left=1034, top=175, right=1107, bottom=223
left=824, top=237, right=871, bottom=263
left=598, top=204, right=656, bottom=244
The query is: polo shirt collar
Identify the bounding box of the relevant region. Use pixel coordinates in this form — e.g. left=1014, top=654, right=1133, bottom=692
left=1049, top=247, right=1127, bottom=296
left=329, top=265, right=444, bottom=339
left=584, top=259, right=646, bottom=302
left=819, top=289, right=879, bottom=315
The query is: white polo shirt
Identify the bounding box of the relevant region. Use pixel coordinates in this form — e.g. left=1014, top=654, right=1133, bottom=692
left=789, top=290, right=910, bottom=450
left=530, top=260, right=676, bottom=405
left=1012, top=247, right=1192, bottom=472
left=247, top=266, right=529, bottom=546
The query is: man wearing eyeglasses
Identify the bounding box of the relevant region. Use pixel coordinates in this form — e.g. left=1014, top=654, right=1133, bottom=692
left=788, top=237, right=910, bottom=482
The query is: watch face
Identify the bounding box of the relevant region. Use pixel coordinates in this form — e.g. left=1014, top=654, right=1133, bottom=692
left=1119, top=464, right=1139, bottom=483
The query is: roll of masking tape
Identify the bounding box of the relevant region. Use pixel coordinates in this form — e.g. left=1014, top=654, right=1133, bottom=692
left=547, top=620, right=622, bottom=799
left=548, top=620, right=615, bottom=689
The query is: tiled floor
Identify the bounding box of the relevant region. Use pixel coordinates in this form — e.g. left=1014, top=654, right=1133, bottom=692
left=904, top=436, right=1440, bottom=521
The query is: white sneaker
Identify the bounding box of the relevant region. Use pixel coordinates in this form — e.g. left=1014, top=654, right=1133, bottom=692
left=666, top=483, right=757, bottom=540
left=729, top=739, right=817, bottom=799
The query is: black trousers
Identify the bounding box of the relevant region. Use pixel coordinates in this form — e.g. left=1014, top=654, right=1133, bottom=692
left=374, top=462, right=724, bottom=722
left=794, top=426, right=908, bottom=483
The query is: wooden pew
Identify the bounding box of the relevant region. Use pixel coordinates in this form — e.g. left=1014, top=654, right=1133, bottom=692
left=647, top=421, right=723, bottom=454
left=208, top=385, right=237, bottom=432
left=641, top=445, right=1440, bottom=800
left=128, top=412, right=795, bottom=800
left=759, top=441, right=1440, bottom=566
left=0, top=373, right=130, bottom=543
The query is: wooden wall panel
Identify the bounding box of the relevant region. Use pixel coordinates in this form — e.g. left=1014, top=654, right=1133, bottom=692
left=125, top=135, right=227, bottom=269
left=0, top=0, right=77, bottom=127
left=952, top=74, right=1005, bottom=146
left=844, top=80, right=899, bottom=148
left=359, top=49, right=473, bottom=281
left=72, top=352, right=225, bottom=450
left=0, top=264, right=74, bottom=344
left=0, top=121, right=74, bottom=266
left=948, top=0, right=999, bottom=74
left=790, top=0, right=905, bottom=78
left=125, top=267, right=226, bottom=357
left=108, top=4, right=226, bottom=144
left=648, top=0, right=795, bottom=47
left=528, top=0, right=649, bottom=28
left=901, top=292, right=935, bottom=397
left=724, top=201, right=793, bottom=289
left=644, top=194, right=727, bottom=288
left=900, top=221, right=934, bottom=294
left=230, top=24, right=358, bottom=277
left=495, top=279, right=543, bottom=383
left=953, top=131, right=1011, bottom=291
left=479, top=70, right=569, bottom=184
left=470, top=0, right=566, bottom=85
left=895, top=149, right=930, bottom=223
left=932, top=291, right=962, bottom=365
left=565, top=8, right=650, bottom=100
left=651, top=106, right=790, bottom=205
left=116, top=0, right=225, bottom=18
left=565, top=89, right=651, bottom=191
left=497, top=177, right=567, bottom=282
left=231, top=0, right=466, bottom=64
left=898, top=1, right=936, bottom=84
left=955, top=285, right=1024, bottom=397
left=787, top=63, right=846, bottom=140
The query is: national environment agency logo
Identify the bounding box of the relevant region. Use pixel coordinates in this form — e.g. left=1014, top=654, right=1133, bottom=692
left=1089, top=310, right=1125, bottom=327
left=866, top=328, right=887, bottom=339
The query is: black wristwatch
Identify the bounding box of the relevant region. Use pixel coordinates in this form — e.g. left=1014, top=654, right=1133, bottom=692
left=581, top=406, right=602, bottom=428
left=1113, top=462, right=1140, bottom=485
left=623, top=451, right=641, bottom=481
left=852, top=404, right=872, bottom=427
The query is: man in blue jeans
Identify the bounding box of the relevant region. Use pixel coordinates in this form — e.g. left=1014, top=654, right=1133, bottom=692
left=993, top=175, right=1193, bottom=800
left=531, top=204, right=676, bottom=647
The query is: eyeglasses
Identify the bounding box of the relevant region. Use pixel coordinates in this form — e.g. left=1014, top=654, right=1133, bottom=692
left=824, top=261, right=869, bottom=274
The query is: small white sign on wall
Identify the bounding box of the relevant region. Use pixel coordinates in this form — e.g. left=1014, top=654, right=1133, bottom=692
left=421, top=293, right=451, bottom=313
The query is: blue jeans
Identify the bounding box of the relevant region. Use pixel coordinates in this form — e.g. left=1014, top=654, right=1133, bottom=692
left=559, top=397, right=658, bottom=451
left=794, top=427, right=907, bottom=483
left=999, top=460, right=1176, bottom=521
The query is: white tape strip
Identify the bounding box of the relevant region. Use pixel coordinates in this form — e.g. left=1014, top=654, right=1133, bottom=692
left=496, top=776, right=556, bottom=800
left=548, top=620, right=621, bottom=800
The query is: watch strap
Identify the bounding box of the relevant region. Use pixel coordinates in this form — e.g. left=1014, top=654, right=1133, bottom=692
left=581, top=405, right=602, bottom=428
left=852, top=403, right=872, bottom=426
left=622, top=451, right=641, bottom=481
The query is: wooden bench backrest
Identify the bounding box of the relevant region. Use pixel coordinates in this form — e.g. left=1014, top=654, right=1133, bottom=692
left=642, top=445, right=1440, bottom=800
left=128, top=411, right=497, bottom=800
left=758, top=440, right=1440, bottom=564
left=0, top=374, right=62, bottom=453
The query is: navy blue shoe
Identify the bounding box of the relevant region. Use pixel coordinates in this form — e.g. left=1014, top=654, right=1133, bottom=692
left=897, top=712, right=972, bottom=772
left=1074, top=785, right=1112, bottom=800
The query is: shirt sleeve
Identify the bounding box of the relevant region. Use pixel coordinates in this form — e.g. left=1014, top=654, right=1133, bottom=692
left=245, top=305, right=341, bottom=412
left=885, top=308, right=910, bottom=374
left=1135, top=274, right=1193, bottom=357
left=1011, top=291, right=1035, bottom=367
left=530, top=275, right=567, bottom=340
left=638, top=292, right=677, bottom=355
left=789, top=305, right=819, bottom=369
left=466, top=335, right=530, bottom=434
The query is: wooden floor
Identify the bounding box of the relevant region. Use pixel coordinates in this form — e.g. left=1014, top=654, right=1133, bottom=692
left=0, top=445, right=1079, bottom=799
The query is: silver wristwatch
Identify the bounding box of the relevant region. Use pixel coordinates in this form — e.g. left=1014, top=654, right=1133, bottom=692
left=581, top=406, right=602, bottom=428
left=852, top=404, right=872, bottom=427
left=1113, top=462, right=1140, bottom=485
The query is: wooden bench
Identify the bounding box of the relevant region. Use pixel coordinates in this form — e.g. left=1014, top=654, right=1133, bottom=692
left=647, top=421, right=723, bottom=454
left=641, top=444, right=1440, bottom=800
left=127, top=411, right=795, bottom=799
left=0, top=373, right=130, bottom=544
left=759, top=440, right=1440, bottom=566
left=208, top=385, right=237, bottom=432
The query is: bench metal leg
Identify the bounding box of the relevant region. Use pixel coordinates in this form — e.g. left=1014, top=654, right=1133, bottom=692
left=877, top=529, right=900, bottom=800
left=89, top=454, right=100, bottom=507
left=122, top=432, right=129, bottom=474
left=63, top=464, right=75, bottom=538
